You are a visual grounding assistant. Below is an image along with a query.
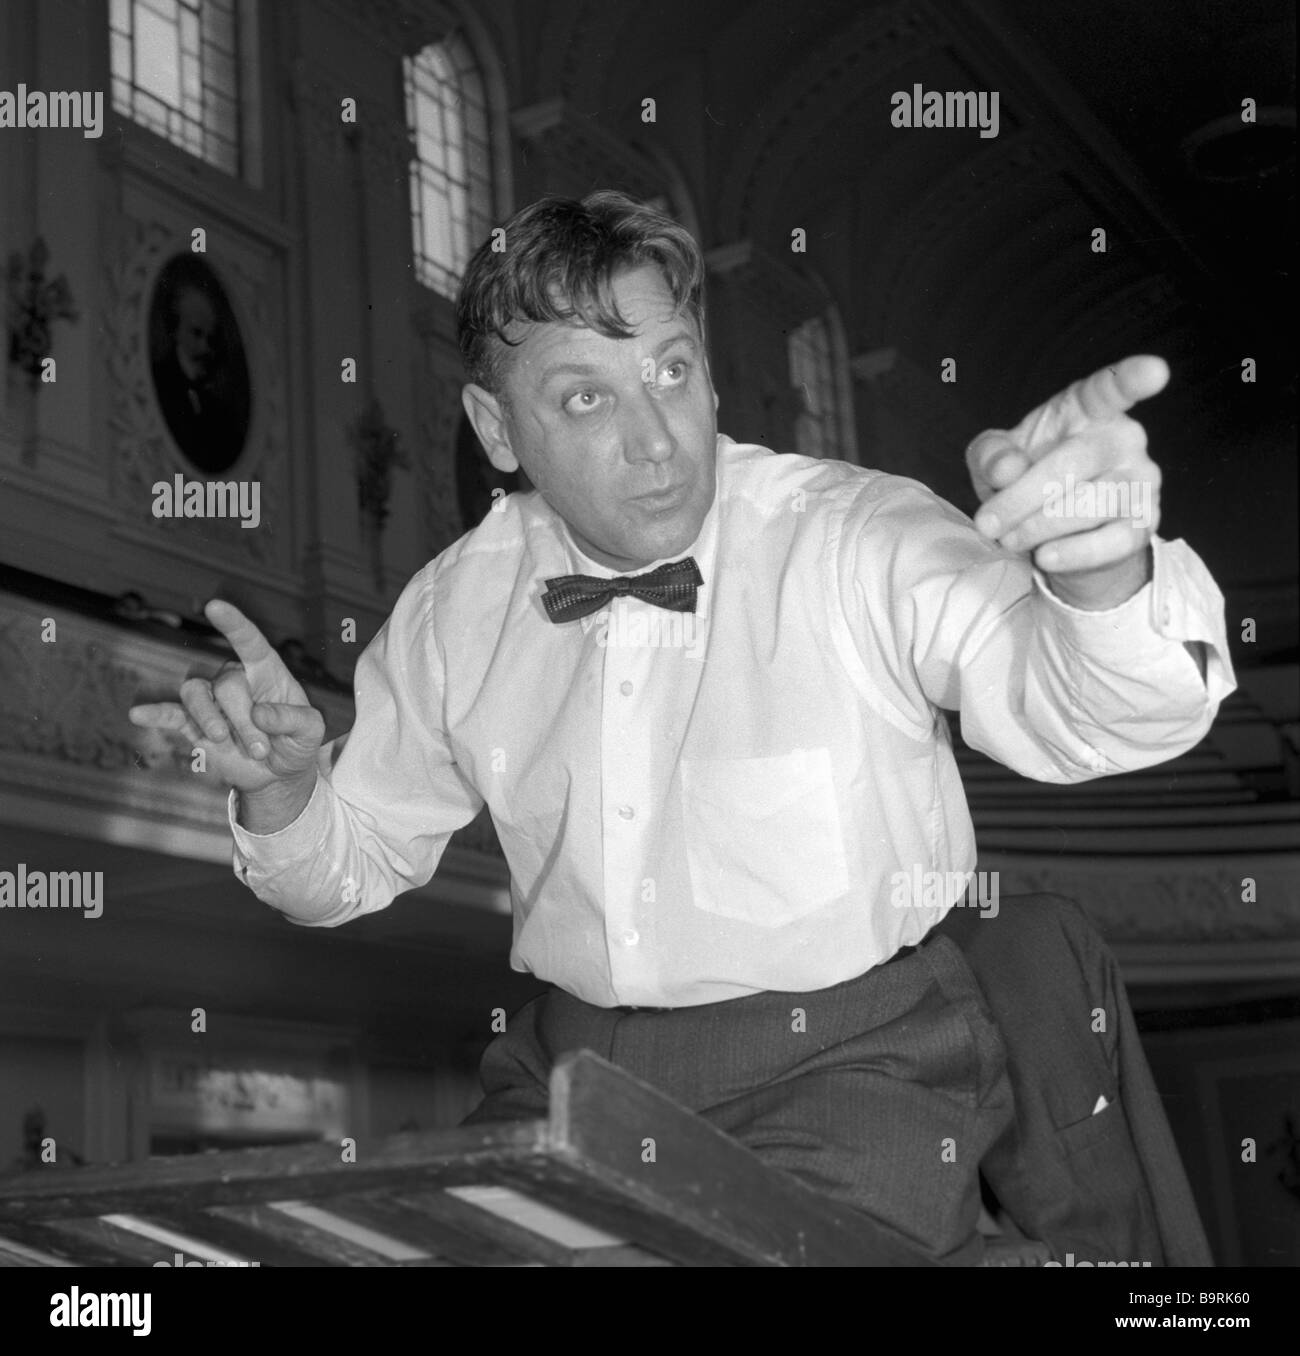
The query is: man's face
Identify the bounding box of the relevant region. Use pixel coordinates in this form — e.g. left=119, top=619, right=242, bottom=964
left=174, top=289, right=217, bottom=381
left=484, top=263, right=719, bottom=572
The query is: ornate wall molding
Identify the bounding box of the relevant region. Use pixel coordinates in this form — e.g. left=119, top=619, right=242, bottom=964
left=100, top=202, right=290, bottom=571
left=0, top=593, right=348, bottom=781
left=0, top=615, right=171, bottom=777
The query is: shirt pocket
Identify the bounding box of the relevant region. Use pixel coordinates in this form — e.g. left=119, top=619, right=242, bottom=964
left=679, top=747, right=851, bottom=928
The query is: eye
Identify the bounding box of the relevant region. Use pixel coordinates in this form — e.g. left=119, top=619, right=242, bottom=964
left=659, top=361, right=689, bottom=388
left=563, top=389, right=604, bottom=414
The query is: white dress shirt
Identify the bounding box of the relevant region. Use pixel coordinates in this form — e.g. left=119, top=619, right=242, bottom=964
left=230, top=435, right=1235, bottom=1007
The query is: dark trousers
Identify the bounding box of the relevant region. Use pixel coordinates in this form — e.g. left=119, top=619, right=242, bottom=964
left=462, top=931, right=1013, bottom=1264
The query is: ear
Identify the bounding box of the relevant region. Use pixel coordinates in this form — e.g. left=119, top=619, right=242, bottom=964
left=462, top=384, right=519, bottom=475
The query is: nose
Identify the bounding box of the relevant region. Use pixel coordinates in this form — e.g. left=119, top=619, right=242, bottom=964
left=621, top=385, right=677, bottom=466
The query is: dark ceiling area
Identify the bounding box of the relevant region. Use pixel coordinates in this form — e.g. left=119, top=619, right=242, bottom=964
left=997, top=0, right=1294, bottom=355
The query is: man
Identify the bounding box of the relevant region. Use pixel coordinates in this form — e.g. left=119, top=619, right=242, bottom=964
left=151, top=280, right=245, bottom=473
left=129, top=191, right=1233, bottom=1264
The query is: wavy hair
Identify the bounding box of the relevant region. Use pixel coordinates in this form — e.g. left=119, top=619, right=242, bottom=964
left=455, top=190, right=706, bottom=394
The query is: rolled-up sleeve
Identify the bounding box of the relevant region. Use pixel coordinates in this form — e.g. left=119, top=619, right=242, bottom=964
left=228, top=568, right=484, bottom=924
left=845, top=476, right=1237, bottom=783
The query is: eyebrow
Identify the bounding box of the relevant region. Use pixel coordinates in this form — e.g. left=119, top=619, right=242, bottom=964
left=537, top=332, right=699, bottom=387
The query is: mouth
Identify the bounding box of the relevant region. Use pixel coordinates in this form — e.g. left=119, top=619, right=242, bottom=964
left=631, top=482, right=690, bottom=510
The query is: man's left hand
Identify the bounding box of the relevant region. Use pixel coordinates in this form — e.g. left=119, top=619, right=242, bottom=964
left=965, top=355, right=1168, bottom=610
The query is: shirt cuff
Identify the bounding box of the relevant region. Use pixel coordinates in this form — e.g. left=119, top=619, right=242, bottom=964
left=228, top=775, right=331, bottom=875
left=1030, top=535, right=1236, bottom=703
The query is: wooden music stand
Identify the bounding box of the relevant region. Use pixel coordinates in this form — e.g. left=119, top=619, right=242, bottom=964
left=0, top=1049, right=934, bottom=1267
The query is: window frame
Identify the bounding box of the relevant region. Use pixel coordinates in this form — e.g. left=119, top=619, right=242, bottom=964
left=787, top=304, right=858, bottom=464
left=404, top=32, right=495, bottom=301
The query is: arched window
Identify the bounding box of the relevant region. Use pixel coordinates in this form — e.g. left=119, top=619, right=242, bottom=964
left=405, top=34, right=494, bottom=300
left=787, top=310, right=857, bottom=462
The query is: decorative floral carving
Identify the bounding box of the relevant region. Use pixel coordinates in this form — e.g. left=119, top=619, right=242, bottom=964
left=6, top=237, right=78, bottom=389
left=351, top=396, right=410, bottom=535
left=0, top=618, right=187, bottom=774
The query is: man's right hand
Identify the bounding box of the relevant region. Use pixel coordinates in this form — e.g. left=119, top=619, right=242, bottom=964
left=128, top=600, right=324, bottom=830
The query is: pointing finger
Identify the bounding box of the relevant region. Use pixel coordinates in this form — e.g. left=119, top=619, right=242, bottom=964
left=204, top=599, right=276, bottom=671
left=1071, top=355, right=1170, bottom=422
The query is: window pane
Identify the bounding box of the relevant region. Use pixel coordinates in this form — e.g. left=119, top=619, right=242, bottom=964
left=406, top=36, right=494, bottom=298
left=134, top=86, right=171, bottom=128
left=111, top=33, right=133, bottom=81
left=111, top=0, right=249, bottom=180
left=179, top=7, right=199, bottom=55
left=135, top=7, right=181, bottom=106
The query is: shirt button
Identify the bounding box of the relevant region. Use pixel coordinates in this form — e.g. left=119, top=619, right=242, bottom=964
left=620, top=681, right=633, bottom=696
left=617, top=804, right=635, bottom=820
left=622, top=929, right=640, bottom=946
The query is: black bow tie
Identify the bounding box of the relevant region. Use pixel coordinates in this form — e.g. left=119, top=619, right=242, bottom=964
left=541, top=557, right=704, bottom=624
